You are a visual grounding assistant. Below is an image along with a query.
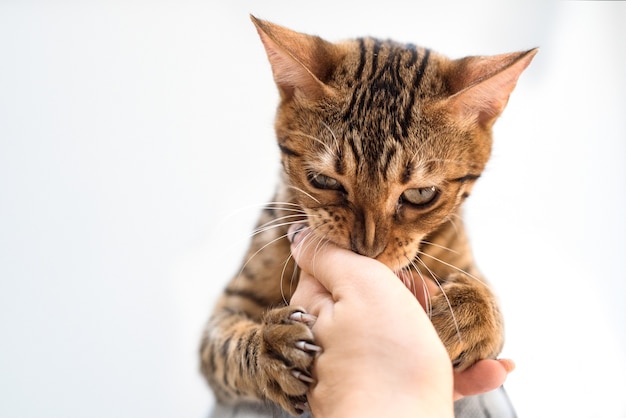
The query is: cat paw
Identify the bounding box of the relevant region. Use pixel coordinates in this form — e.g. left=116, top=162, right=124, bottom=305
left=260, top=306, right=320, bottom=415
left=429, top=278, right=504, bottom=371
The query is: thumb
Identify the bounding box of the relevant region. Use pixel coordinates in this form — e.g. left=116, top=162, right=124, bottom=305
left=290, top=269, right=334, bottom=318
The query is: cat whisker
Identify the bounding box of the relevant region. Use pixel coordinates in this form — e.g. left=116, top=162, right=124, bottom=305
left=218, top=201, right=304, bottom=226
left=289, top=128, right=338, bottom=160
left=416, top=250, right=487, bottom=288
left=216, top=203, right=307, bottom=252
left=412, top=254, right=463, bottom=346
left=403, top=258, right=431, bottom=317
left=262, top=200, right=307, bottom=209
left=406, top=133, right=434, bottom=169
left=399, top=260, right=427, bottom=311
left=278, top=241, right=301, bottom=306
left=251, top=215, right=308, bottom=237
left=284, top=227, right=320, bottom=303
left=215, top=208, right=311, bottom=282
left=261, top=206, right=307, bottom=214
left=311, top=234, right=333, bottom=277
left=287, top=185, right=321, bottom=204
left=280, top=241, right=302, bottom=306
left=279, top=223, right=328, bottom=304
left=236, top=229, right=303, bottom=285
left=419, top=240, right=460, bottom=255
left=444, top=214, right=462, bottom=236
left=241, top=218, right=321, bottom=303
left=320, top=122, right=341, bottom=155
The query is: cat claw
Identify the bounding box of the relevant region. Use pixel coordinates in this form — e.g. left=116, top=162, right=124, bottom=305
left=295, top=340, right=322, bottom=354
left=290, top=311, right=317, bottom=326
left=294, top=401, right=310, bottom=412
left=291, top=369, right=315, bottom=384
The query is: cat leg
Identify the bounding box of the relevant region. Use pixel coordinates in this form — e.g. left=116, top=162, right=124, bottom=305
left=428, top=273, right=504, bottom=371
left=201, top=306, right=320, bottom=416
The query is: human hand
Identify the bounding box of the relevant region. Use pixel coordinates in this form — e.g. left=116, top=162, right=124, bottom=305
left=288, top=223, right=513, bottom=417
left=289, top=223, right=454, bottom=417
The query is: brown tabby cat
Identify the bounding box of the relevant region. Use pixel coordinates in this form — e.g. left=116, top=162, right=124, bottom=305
left=200, top=16, right=536, bottom=416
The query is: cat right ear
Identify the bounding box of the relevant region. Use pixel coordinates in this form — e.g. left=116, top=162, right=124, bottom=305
left=251, top=16, right=340, bottom=101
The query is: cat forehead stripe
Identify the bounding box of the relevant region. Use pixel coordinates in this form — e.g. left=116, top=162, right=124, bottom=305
left=342, top=40, right=431, bottom=142
left=451, top=174, right=481, bottom=183
left=338, top=40, right=432, bottom=180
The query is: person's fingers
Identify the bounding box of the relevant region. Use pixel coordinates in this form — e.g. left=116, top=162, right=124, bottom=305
left=288, top=223, right=396, bottom=300
left=289, top=223, right=441, bottom=314
left=453, top=358, right=514, bottom=400
left=290, top=269, right=333, bottom=317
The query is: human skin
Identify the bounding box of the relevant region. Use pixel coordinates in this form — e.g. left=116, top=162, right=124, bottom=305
left=288, top=223, right=513, bottom=417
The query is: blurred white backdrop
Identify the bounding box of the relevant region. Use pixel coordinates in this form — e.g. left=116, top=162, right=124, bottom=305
left=1, top=1, right=625, bottom=417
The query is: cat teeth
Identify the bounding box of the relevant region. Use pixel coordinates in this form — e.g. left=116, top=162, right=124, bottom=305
left=292, top=370, right=316, bottom=384
left=295, top=340, right=322, bottom=353
left=290, top=311, right=317, bottom=326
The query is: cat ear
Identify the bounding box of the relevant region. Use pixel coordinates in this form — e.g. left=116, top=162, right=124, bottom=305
left=251, top=15, right=340, bottom=101
left=446, top=48, right=538, bottom=128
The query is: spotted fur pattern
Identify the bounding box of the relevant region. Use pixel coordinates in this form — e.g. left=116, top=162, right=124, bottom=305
left=200, top=16, right=536, bottom=416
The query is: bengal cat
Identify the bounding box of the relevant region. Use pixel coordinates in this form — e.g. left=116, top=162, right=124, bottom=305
left=200, top=16, right=536, bottom=416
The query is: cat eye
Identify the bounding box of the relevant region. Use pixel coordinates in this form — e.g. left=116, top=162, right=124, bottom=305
left=400, top=186, right=439, bottom=208
left=308, top=173, right=344, bottom=192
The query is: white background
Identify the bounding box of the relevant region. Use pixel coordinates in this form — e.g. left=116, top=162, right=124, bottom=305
left=1, top=1, right=625, bottom=417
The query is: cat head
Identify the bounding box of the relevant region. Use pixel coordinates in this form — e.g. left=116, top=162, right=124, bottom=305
left=252, top=16, right=536, bottom=272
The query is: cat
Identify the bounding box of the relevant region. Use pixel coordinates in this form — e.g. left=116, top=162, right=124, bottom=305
left=200, top=15, right=536, bottom=416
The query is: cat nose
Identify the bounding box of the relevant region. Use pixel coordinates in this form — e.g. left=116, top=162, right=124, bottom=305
left=351, top=211, right=387, bottom=258
left=350, top=237, right=386, bottom=259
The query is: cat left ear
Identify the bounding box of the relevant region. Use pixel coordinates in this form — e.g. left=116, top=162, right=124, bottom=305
left=446, top=48, right=538, bottom=128
left=251, top=16, right=340, bottom=101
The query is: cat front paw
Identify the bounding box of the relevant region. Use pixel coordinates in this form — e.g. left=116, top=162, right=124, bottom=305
left=260, top=306, right=320, bottom=415
left=429, top=278, right=504, bottom=371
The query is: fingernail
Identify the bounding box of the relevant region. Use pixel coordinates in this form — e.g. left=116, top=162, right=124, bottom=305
left=499, top=359, right=516, bottom=373
left=287, top=223, right=307, bottom=244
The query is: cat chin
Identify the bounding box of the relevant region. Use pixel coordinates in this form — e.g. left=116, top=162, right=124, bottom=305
left=372, top=251, right=417, bottom=274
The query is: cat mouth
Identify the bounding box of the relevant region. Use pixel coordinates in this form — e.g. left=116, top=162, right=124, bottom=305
left=396, top=269, right=419, bottom=292
left=395, top=268, right=440, bottom=310
left=296, top=223, right=437, bottom=302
